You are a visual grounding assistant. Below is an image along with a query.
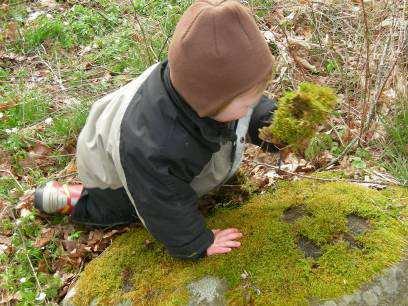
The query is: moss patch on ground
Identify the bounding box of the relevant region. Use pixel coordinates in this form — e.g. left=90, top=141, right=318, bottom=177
left=72, top=180, right=408, bottom=305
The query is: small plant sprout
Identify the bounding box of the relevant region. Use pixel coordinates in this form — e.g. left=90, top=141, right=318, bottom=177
left=68, top=230, right=82, bottom=240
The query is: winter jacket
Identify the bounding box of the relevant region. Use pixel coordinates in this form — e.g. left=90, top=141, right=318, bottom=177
left=76, top=60, right=277, bottom=259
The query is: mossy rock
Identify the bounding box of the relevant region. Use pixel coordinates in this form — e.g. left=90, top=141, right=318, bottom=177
left=66, top=180, right=408, bottom=305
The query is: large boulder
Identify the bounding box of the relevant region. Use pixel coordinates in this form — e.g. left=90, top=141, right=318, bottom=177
left=63, top=180, right=408, bottom=305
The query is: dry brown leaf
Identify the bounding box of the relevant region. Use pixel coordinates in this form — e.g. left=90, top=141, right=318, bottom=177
left=3, top=22, right=18, bottom=43
left=0, top=235, right=11, bottom=245
left=62, top=240, right=77, bottom=253
left=34, top=228, right=57, bottom=248
left=68, top=243, right=90, bottom=258
left=0, top=235, right=12, bottom=255
left=102, top=229, right=119, bottom=239
left=15, top=193, right=34, bottom=210
left=0, top=3, right=9, bottom=12
left=293, top=54, right=317, bottom=72
left=20, top=142, right=54, bottom=169
left=287, top=37, right=316, bottom=50
left=0, top=51, right=27, bottom=63
left=85, top=228, right=126, bottom=253
left=0, top=291, right=22, bottom=304
left=39, top=0, right=58, bottom=9
left=32, top=142, right=52, bottom=157
left=0, top=101, right=16, bottom=111
left=37, top=258, right=49, bottom=273
left=281, top=153, right=300, bottom=173
left=83, top=62, right=92, bottom=70
left=96, top=237, right=114, bottom=252
left=88, top=230, right=103, bottom=245
left=0, top=162, right=12, bottom=179
left=52, top=256, right=77, bottom=271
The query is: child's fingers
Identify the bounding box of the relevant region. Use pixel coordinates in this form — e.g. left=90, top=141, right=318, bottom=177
left=215, top=240, right=241, bottom=248
left=211, top=229, right=221, bottom=234
left=216, top=228, right=239, bottom=238
left=210, top=246, right=232, bottom=255
left=215, top=232, right=243, bottom=242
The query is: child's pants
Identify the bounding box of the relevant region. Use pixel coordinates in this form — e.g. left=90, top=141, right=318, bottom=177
left=70, top=187, right=139, bottom=227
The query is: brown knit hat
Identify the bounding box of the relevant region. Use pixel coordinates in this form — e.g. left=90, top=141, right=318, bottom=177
left=168, top=0, right=274, bottom=117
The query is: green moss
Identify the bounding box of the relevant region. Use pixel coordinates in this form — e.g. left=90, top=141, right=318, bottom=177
left=305, top=133, right=335, bottom=161
left=260, top=82, right=337, bottom=152
left=72, top=181, right=407, bottom=305
left=23, top=16, right=73, bottom=51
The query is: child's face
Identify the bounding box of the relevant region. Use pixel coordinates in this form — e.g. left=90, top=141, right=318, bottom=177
left=210, top=85, right=263, bottom=122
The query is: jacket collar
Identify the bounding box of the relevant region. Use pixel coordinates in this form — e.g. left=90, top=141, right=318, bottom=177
left=161, top=60, right=237, bottom=144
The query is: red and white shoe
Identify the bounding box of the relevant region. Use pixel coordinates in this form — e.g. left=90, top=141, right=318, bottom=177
left=34, top=181, right=83, bottom=215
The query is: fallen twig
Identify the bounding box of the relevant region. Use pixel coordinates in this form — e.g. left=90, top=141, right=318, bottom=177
left=250, top=160, right=408, bottom=187
left=358, top=0, right=371, bottom=141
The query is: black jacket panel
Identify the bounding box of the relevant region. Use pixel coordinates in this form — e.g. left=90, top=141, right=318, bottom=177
left=248, top=95, right=279, bottom=152
left=119, top=61, right=237, bottom=258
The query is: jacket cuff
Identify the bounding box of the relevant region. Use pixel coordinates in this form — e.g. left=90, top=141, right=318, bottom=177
left=167, top=228, right=214, bottom=259
left=248, top=96, right=279, bottom=152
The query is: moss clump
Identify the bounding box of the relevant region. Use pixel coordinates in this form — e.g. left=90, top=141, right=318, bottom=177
left=259, top=82, right=337, bottom=152
left=72, top=181, right=408, bottom=306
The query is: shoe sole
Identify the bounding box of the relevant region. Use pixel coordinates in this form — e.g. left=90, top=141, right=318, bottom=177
left=34, top=186, right=44, bottom=212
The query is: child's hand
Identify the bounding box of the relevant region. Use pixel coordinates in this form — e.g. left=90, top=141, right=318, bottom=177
left=206, top=228, right=243, bottom=256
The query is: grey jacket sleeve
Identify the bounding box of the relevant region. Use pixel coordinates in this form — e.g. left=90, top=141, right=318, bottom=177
left=248, top=95, right=279, bottom=152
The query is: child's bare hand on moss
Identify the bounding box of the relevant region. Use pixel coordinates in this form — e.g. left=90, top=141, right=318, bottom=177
left=206, top=228, right=242, bottom=256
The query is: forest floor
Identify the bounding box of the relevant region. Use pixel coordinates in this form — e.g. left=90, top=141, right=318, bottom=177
left=0, top=0, right=407, bottom=304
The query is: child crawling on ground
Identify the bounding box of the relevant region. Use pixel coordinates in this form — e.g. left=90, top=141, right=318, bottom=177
left=35, top=0, right=279, bottom=259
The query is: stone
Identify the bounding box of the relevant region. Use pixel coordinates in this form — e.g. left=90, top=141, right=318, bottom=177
left=370, top=285, right=381, bottom=296
left=318, top=260, right=408, bottom=306
left=61, top=287, right=76, bottom=306
left=380, top=266, right=398, bottom=294
left=187, top=276, right=228, bottom=306
left=361, top=290, right=378, bottom=306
